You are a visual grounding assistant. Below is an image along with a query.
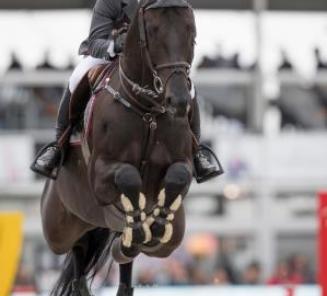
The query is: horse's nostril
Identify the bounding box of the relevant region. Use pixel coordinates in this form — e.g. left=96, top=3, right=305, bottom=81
left=166, top=96, right=173, bottom=105
left=166, top=95, right=188, bottom=116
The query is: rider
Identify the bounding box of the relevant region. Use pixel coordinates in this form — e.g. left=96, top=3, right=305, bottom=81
left=31, top=0, right=222, bottom=183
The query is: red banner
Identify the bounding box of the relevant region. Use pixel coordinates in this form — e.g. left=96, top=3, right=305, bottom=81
left=319, top=192, right=327, bottom=296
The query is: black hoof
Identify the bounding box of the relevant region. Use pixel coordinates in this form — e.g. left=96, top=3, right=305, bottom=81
left=116, top=283, right=134, bottom=296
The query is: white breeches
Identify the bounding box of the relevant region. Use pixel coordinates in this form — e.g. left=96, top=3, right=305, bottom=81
left=69, top=56, right=108, bottom=93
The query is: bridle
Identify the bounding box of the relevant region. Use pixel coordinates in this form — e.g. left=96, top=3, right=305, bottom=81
left=102, top=0, right=196, bottom=177
left=118, top=0, right=193, bottom=115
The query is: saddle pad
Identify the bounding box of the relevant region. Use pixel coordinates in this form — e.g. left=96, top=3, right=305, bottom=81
left=69, top=60, right=118, bottom=147
left=69, top=95, right=97, bottom=146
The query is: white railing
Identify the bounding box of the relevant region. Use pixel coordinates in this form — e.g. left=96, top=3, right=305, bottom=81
left=12, top=285, right=321, bottom=296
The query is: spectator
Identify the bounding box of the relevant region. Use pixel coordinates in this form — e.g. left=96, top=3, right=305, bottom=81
left=267, top=261, right=288, bottom=285
left=136, top=268, right=156, bottom=286
left=13, top=265, right=37, bottom=293
left=187, top=263, right=209, bottom=285
left=267, top=260, right=302, bottom=285
left=212, top=267, right=231, bottom=285
left=288, top=254, right=315, bottom=284
left=242, top=261, right=261, bottom=285
left=164, top=259, right=189, bottom=285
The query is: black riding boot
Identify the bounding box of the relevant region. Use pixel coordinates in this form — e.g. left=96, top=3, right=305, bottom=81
left=191, top=98, right=224, bottom=183
left=30, top=87, right=71, bottom=179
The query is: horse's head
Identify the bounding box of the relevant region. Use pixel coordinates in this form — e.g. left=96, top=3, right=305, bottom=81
left=123, top=0, right=196, bottom=117
left=143, top=0, right=196, bottom=116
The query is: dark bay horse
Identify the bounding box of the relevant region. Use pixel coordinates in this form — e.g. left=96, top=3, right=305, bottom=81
left=41, top=0, right=197, bottom=295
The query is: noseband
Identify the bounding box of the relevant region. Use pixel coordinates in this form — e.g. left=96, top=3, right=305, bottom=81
left=137, top=2, right=191, bottom=95
left=119, top=0, right=192, bottom=113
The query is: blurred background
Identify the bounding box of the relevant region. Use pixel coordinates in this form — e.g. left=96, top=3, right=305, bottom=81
left=1, top=0, right=327, bottom=295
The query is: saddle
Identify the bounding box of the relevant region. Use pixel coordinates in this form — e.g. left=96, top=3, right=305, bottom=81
left=59, top=59, right=118, bottom=148
left=70, top=60, right=118, bottom=126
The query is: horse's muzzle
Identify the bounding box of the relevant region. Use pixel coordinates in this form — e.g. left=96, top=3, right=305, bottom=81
left=165, top=77, right=191, bottom=117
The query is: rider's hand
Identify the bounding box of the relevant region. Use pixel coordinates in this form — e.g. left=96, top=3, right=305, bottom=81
left=114, top=32, right=127, bottom=54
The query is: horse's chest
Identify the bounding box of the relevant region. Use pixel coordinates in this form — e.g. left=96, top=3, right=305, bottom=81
left=148, top=118, right=193, bottom=166
left=94, top=103, right=192, bottom=166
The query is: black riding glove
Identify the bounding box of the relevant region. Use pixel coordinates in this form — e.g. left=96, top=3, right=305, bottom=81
left=114, top=32, right=127, bottom=54
left=112, top=23, right=129, bottom=55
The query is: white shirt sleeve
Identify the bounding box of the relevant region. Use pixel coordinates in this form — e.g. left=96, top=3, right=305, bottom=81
left=190, top=80, right=196, bottom=100
left=107, top=40, right=116, bottom=58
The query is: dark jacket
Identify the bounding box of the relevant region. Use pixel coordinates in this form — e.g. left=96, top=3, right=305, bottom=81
left=79, top=0, right=138, bottom=59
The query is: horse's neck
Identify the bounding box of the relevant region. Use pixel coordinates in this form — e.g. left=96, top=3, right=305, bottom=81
left=122, top=12, right=153, bottom=88
left=121, top=52, right=152, bottom=88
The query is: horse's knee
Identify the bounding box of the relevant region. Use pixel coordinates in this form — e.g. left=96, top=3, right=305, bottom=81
left=115, top=164, right=142, bottom=199
left=146, top=207, right=185, bottom=258
left=165, top=162, right=192, bottom=197
left=43, top=230, right=70, bottom=255
left=144, top=240, right=181, bottom=259
left=47, top=241, right=68, bottom=255
left=154, top=247, right=176, bottom=258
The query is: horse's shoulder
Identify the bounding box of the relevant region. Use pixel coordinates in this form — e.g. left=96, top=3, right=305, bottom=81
left=88, top=62, right=117, bottom=90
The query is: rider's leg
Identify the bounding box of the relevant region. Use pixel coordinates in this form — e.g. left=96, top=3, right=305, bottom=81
left=190, top=95, right=223, bottom=183
left=31, top=87, right=71, bottom=178
left=31, top=56, right=107, bottom=179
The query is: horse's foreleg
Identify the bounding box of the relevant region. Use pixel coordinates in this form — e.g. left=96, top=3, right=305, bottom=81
left=147, top=162, right=192, bottom=244
left=142, top=206, right=185, bottom=258
left=116, top=262, right=134, bottom=296
left=112, top=164, right=151, bottom=263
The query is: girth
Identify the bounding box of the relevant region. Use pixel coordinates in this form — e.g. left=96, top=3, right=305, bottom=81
left=104, top=77, right=163, bottom=177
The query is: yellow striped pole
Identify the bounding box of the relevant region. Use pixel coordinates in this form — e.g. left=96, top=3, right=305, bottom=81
left=0, top=213, right=24, bottom=296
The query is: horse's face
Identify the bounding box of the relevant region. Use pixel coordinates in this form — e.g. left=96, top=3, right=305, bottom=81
left=144, top=7, right=196, bottom=116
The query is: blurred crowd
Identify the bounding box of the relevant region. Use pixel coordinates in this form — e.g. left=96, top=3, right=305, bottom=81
left=2, top=46, right=327, bottom=132
left=197, top=47, right=327, bottom=71
left=13, top=237, right=316, bottom=294
left=5, top=46, right=327, bottom=72
left=196, top=47, right=327, bottom=131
